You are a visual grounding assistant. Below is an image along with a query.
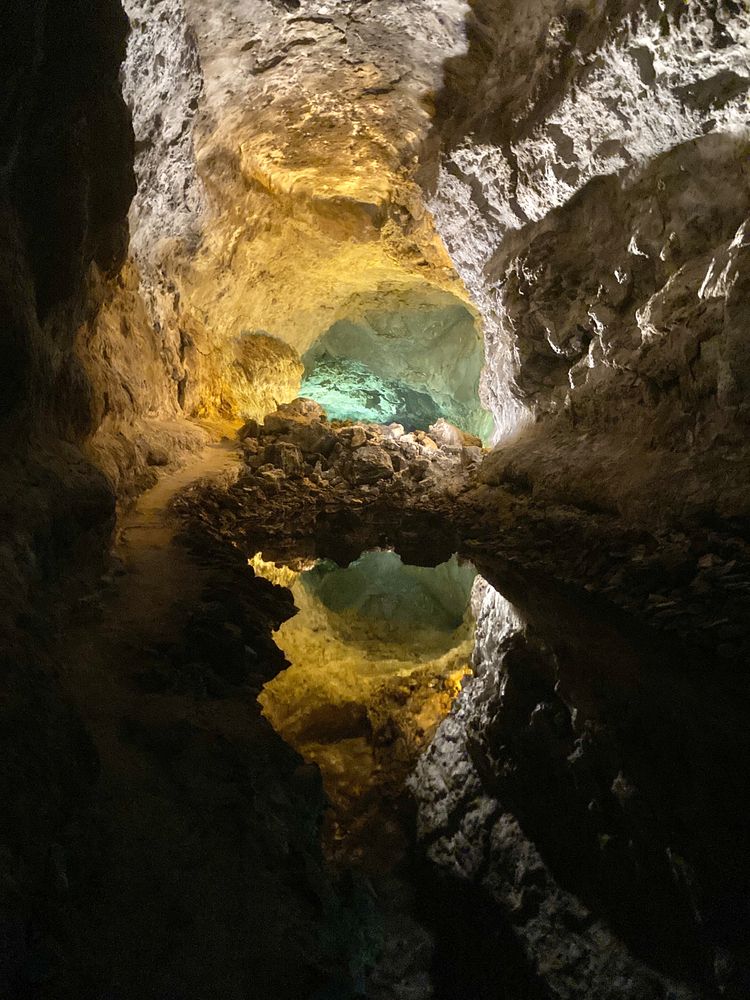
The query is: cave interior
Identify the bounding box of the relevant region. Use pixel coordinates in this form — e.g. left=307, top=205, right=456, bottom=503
left=1, top=2, right=750, bottom=999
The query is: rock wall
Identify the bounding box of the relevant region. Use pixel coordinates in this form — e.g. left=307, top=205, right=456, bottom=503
left=120, top=0, right=486, bottom=423
left=0, top=0, right=211, bottom=633
left=411, top=570, right=750, bottom=998
left=0, top=0, right=135, bottom=626
left=302, top=289, right=493, bottom=439
left=0, top=0, right=133, bottom=439
left=426, top=0, right=750, bottom=464
left=410, top=13, right=750, bottom=991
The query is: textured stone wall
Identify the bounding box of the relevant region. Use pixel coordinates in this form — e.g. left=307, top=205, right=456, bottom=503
left=0, top=0, right=134, bottom=439
left=120, top=0, right=483, bottom=422
left=408, top=8, right=750, bottom=996
left=0, top=0, right=213, bottom=633
left=426, top=0, right=750, bottom=444
left=0, top=0, right=137, bottom=626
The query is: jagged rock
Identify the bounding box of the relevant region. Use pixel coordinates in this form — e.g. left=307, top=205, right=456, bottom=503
left=262, top=442, right=304, bottom=475
left=460, top=447, right=483, bottom=470
left=239, top=418, right=261, bottom=440
left=402, top=431, right=438, bottom=453
left=349, top=445, right=395, bottom=485
left=409, top=459, right=430, bottom=482
left=384, top=423, right=405, bottom=440
left=263, top=408, right=337, bottom=457
left=336, top=425, right=368, bottom=448
left=277, top=397, right=326, bottom=421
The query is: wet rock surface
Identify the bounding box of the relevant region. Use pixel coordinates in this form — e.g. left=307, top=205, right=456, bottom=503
left=412, top=569, right=750, bottom=999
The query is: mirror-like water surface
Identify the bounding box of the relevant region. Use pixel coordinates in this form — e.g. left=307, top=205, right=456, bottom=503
left=255, top=549, right=478, bottom=866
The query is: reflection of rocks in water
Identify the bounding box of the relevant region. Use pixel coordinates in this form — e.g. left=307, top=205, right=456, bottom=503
left=258, top=550, right=477, bottom=867
left=412, top=567, right=750, bottom=1000
left=174, top=450, right=750, bottom=999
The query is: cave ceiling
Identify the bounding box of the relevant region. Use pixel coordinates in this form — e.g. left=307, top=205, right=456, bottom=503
left=123, top=0, right=478, bottom=422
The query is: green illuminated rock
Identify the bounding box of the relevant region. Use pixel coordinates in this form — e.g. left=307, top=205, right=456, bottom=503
left=301, top=302, right=494, bottom=442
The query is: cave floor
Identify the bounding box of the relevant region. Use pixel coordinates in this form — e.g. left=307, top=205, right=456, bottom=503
left=40, top=439, right=336, bottom=999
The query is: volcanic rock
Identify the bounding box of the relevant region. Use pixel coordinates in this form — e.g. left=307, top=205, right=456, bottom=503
left=349, top=445, right=395, bottom=485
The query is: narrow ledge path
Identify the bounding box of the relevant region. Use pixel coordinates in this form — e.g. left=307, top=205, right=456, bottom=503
left=42, top=432, right=339, bottom=1000
left=114, top=435, right=241, bottom=644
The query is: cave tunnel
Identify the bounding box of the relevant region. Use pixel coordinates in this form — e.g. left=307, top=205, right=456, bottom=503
left=2, top=2, right=750, bottom=999
left=299, top=291, right=494, bottom=441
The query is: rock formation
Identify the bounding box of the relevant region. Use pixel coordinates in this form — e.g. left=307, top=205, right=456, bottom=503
left=426, top=1, right=750, bottom=516
left=2, top=1, right=750, bottom=998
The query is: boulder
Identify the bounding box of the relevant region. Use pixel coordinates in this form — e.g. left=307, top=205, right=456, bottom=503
left=288, top=420, right=337, bottom=456
left=238, top=418, right=261, bottom=440
left=262, top=442, right=304, bottom=475
left=461, top=446, right=483, bottom=469
left=263, top=410, right=336, bottom=456
left=428, top=418, right=483, bottom=449
left=276, top=397, right=326, bottom=421
left=336, top=425, right=367, bottom=448
left=349, top=445, right=394, bottom=484
left=263, top=412, right=301, bottom=435
left=403, top=431, right=438, bottom=452
left=409, top=458, right=431, bottom=482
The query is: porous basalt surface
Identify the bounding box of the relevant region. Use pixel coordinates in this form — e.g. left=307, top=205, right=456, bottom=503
left=426, top=0, right=750, bottom=442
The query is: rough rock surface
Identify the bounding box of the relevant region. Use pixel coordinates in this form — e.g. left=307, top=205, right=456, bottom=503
left=119, top=0, right=480, bottom=422
left=0, top=0, right=142, bottom=627
left=174, top=399, right=484, bottom=552
left=4, top=2, right=750, bottom=998
left=301, top=294, right=492, bottom=440
left=411, top=569, right=750, bottom=999
left=426, top=0, right=750, bottom=444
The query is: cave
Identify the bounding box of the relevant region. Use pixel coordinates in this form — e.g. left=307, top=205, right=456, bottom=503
left=2, top=2, right=750, bottom=999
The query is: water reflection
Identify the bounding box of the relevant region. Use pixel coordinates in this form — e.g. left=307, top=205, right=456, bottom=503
left=255, top=549, right=477, bottom=867
left=248, top=528, right=750, bottom=995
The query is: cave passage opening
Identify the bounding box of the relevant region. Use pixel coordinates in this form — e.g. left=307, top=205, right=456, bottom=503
left=297, top=288, right=494, bottom=444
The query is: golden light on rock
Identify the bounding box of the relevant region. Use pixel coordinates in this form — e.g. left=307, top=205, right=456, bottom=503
left=256, top=551, right=477, bottom=865
left=248, top=553, right=301, bottom=591
left=157, top=67, right=479, bottom=428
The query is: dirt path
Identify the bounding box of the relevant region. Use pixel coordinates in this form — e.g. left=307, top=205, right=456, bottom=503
left=45, top=434, right=347, bottom=998
left=55, top=436, right=240, bottom=734
left=113, top=437, right=239, bottom=643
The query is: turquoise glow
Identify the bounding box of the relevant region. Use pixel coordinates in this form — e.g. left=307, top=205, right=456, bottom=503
left=300, top=356, right=447, bottom=431
left=300, top=304, right=494, bottom=441
left=301, top=550, right=477, bottom=633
